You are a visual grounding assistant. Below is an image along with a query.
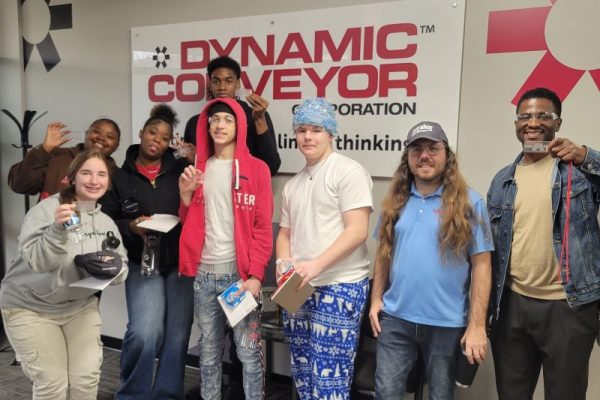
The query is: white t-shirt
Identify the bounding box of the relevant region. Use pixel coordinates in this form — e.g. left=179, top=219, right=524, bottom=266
left=280, top=152, right=373, bottom=286
left=201, top=157, right=236, bottom=264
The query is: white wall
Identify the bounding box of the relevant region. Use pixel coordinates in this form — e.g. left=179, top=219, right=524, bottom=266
left=458, top=1, right=600, bottom=398
left=1, top=0, right=25, bottom=264
left=1, top=0, right=599, bottom=398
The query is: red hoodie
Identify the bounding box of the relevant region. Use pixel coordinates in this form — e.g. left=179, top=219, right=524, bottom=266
left=178, top=98, right=273, bottom=281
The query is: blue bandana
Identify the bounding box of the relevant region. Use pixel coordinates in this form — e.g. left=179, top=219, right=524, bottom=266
left=292, top=98, right=338, bottom=135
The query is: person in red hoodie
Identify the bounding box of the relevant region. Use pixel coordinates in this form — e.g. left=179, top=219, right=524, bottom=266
left=178, top=97, right=273, bottom=400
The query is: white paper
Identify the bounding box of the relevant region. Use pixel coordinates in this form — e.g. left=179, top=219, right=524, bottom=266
left=218, top=280, right=259, bottom=327
left=137, top=214, right=180, bottom=233
left=69, top=276, right=117, bottom=290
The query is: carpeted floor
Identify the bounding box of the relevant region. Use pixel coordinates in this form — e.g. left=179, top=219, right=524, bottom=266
left=0, top=345, right=200, bottom=400
left=0, top=344, right=295, bottom=400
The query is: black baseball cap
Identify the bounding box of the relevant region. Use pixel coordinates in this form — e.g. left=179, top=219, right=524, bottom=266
left=404, top=121, right=448, bottom=147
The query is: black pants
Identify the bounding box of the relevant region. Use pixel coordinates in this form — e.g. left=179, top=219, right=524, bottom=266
left=491, top=289, right=598, bottom=400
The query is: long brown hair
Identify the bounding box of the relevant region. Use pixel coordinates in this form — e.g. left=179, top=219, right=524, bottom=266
left=375, top=147, right=475, bottom=271
left=59, top=150, right=110, bottom=204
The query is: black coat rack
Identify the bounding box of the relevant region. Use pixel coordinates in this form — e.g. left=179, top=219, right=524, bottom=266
left=1, top=109, right=47, bottom=212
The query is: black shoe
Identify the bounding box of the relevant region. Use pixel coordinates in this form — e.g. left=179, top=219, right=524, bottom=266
left=185, top=384, right=202, bottom=400
left=222, top=380, right=245, bottom=400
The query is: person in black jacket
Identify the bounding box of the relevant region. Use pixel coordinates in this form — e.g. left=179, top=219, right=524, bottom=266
left=184, top=55, right=281, bottom=176
left=102, top=105, right=193, bottom=400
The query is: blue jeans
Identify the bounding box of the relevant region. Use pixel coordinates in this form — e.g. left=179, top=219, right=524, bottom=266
left=375, top=313, right=464, bottom=400
left=116, top=263, right=194, bottom=400
left=194, top=270, right=264, bottom=400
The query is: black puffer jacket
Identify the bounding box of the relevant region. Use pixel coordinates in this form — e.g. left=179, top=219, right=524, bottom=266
left=101, top=144, right=187, bottom=273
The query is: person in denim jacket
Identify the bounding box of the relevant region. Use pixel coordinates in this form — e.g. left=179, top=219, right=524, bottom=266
left=487, top=87, right=600, bottom=400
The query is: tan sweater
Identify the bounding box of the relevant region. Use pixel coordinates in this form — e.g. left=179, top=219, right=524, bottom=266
left=509, top=155, right=565, bottom=300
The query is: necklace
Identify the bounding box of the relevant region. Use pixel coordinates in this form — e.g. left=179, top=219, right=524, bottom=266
left=136, top=161, right=161, bottom=188
left=306, top=160, right=326, bottom=181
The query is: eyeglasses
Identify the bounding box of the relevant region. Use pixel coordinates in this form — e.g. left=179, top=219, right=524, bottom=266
left=208, top=115, right=236, bottom=125
left=516, top=112, right=559, bottom=123
left=407, top=144, right=446, bottom=156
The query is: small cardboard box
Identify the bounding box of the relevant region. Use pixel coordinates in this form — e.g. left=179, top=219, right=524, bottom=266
left=271, top=271, right=315, bottom=313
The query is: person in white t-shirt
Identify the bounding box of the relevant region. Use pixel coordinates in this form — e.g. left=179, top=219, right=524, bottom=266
left=178, top=98, right=273, bottom=400
left=276, top=98, right=373, bottom=400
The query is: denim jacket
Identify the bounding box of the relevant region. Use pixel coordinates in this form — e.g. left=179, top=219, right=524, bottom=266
left=487, top=148, right=600, bottom=320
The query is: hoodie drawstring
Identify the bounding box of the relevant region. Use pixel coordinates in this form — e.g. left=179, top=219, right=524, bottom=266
left=234, top=158, right=240, bottom=190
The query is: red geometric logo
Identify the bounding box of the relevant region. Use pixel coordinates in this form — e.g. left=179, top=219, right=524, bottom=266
left=487, top=0, right=600, bottom=104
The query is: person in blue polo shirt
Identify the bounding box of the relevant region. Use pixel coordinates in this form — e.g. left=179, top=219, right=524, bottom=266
left=369, top=121, right=494, bottom=399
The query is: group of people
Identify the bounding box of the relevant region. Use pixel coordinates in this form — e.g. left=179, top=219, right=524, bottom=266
left=0, top=52, right=598, bottom=400
left=368, top=87, right=600, bottom=400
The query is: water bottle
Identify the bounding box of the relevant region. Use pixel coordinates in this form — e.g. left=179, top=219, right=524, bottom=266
left=64, top=211, right=84, bottom=243
left=455, top=351, right=479, bottom=388
left=172, top=147, right=188, bottom=160
left=141, top=232, right=160, bottom=277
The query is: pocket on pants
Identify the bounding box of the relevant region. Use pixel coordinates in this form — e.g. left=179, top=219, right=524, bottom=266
left=97, top=336, right=104, bottom=366
left=193, top=277, right=204, bottom=292
left=15, top=349, right=38, bottom=363
left=569, top=301, right=598, bottom=333
left=14, top=349, right=43, bottom=383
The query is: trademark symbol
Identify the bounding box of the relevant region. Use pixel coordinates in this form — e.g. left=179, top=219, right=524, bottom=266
left=420, top=25, right=435, bottom=34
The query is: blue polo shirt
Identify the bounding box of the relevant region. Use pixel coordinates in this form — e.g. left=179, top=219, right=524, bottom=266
left=381, top=184, right=494, bottom=327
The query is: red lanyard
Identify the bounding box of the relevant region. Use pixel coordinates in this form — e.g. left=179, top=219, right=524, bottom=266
left=558, top=161, right=573, bottom=284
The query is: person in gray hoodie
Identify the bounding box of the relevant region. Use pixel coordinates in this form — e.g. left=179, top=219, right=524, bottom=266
left=0, top=149, right=128, bottom=400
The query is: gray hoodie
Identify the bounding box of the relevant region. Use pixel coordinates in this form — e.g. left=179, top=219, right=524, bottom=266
left=0, top=194, right=128, bottom=315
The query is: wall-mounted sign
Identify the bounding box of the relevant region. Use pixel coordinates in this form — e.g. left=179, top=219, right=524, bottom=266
left=132, top=0, right=465, bottom=177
